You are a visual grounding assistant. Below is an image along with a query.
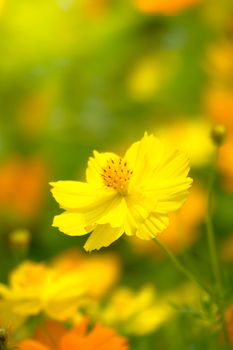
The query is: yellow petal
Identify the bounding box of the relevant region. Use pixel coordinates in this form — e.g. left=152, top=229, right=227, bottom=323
left=150, top=149, right=190, bottom=180
left=53, top=191, right=122, bottom=236
left=84, top=224, right=124, bottom=251
left=123, top=192, right=157, bottom=236
left=124, top=203, right=148, bottom=236
left=80, top=192, right=120, bottom=224
left=136, top=213, right=169, bottom=239
left=50, top=181, right=99, bottom=209
left=125, top=133, right=164, bottom=187
left=97, top=196, right=128, bottom=227
left=52, top=212, right=92, bottom=236
left=146, top=177, right=192, bottom=213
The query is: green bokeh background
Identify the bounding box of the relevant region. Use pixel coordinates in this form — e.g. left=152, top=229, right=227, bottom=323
left=0, top=1, right=233, bottom=349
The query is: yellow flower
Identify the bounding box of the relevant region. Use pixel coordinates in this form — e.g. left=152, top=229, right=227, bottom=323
left=51, top=249, right=121, bottom=298
left=0, top=261, right=87, bottom=321
left=0, top=251, right=120, bottom=323
left=90, top=283, right=199, bottom=335
left=51, top=133, right=192, bottom=251
left=0, top=300, right=26, bottom=331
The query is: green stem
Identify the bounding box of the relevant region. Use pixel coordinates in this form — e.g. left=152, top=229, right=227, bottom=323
left=206, top=213, right=222, bottom=293
left=206, top=153, right=231, bottom=348
left=153, top=237, right=212, bottom=297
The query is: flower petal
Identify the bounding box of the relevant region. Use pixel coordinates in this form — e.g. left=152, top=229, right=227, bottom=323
left=97, top=196, right=128, bottom=227
left=50, top=181, right=99, bottom=210
left=19, top=340, right=49, bottom=350
left=146, top=177, right=192, bottom=213
left=123, top=192, right=157, bottom=236
left=124, top=133, right=164, bottom=187
left=84, top=224, right=124, bottom=251
left=150, top=149, right=191, bottom=180
left=53, top=191, right=123, bottom=236
left=52, top=212, right=92, bottom=236
left=136, top=213, right=169, bottom=239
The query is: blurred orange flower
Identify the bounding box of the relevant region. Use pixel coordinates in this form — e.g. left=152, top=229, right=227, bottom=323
left=205, top=87, right=233, bottom=134
left=0, top=156, right=48, bottom=221
left=217, top=138, right=233, bottom=192
left=19, top=318, right=129, bottom=350
left=134, top=0, right=200, bottom=15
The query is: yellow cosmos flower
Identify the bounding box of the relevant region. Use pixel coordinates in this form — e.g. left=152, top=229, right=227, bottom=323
left=0, top=251, right=120, bottom=324
left=51, top=133, right=192, bottom=251
left=0, top=261, right=87, bottom=321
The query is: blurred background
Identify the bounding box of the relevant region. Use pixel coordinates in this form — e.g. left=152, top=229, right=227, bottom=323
left=0, top=0, right=233, bottom=349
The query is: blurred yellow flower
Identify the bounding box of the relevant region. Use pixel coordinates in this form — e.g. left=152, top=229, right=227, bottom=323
left=127, top=56, right=171, bottom=100
left=157, top=119, right=214, bottom=167
left=91, top=283, right=199, bottom=335
left=51, top=133, right=192, bottom=251
left=0, top=260, right=87, bottom=321
left=0, top=0, right=4, bottom=13
left=134, top=0, right=200, bottom=15
left=0, top=300, right=26, bottom=331
left=0, top=251, right=120, bottom=323
left=51, top=249, right=121, bottom=298
left=96, top=285, right=170, bottom=335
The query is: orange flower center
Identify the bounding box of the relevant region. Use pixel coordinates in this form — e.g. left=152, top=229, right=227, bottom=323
left=102, top=157, right=133, bottom=194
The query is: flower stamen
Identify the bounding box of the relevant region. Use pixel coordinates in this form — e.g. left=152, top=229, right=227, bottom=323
left=102, top=157, right=133, bottom=194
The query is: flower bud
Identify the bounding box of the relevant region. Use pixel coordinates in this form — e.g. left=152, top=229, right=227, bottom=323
left=9, top=229, right=31, bottom=250
left=211, top=124, right=227, bottom=146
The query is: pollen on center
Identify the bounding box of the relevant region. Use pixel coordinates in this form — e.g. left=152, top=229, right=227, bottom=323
left=102, top=157, right=133, bottom=194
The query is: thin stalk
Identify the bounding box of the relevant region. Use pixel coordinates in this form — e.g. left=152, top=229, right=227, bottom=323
left=153, top=236, right=212, bottom=297
left=206, top=152, right=231, bottom=347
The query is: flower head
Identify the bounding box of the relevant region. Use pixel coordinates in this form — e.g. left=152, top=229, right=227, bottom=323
left=0, top=260, right=87, bottom=321
left=0, top=251, right=120, bottom=324
left=51, top=133, right=192, bottom=251
left=19, top=318, right=129, bottom=350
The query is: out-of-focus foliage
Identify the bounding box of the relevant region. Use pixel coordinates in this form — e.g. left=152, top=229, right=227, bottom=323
left=0, top=0, right=233, bottom=349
